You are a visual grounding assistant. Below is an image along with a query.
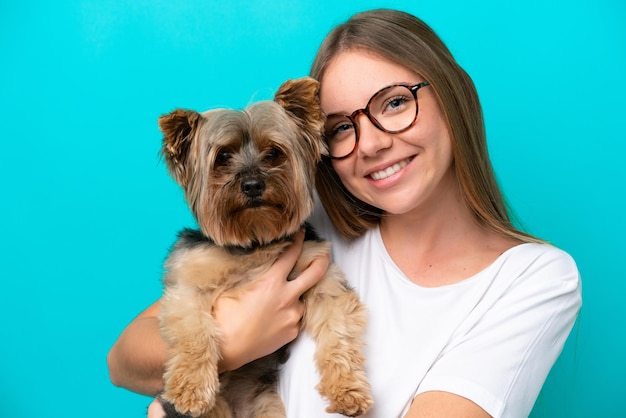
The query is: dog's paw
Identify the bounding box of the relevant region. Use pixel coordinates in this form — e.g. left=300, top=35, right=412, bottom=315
left=324, top=387, right=373, bottom=417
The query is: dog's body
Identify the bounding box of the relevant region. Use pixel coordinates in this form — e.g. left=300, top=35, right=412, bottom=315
left=157, top=78, right=372, bottom=418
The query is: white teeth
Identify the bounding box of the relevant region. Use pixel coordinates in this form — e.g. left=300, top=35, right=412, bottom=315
left=370, top=158, right=410, bottom=180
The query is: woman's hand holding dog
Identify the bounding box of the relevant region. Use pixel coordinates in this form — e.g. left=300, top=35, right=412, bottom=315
left=215, top=230, right=330, bottom=372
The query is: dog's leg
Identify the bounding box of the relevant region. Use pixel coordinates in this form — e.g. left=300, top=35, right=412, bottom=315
left=222, top=354, right=286, bottom=418
left=203, top=396, right=232, bottom=418
left=242, top=391, right=285, bottom=418
left=160, top=282, right=223, bottom=417
left=302, top=264, right=374, bottom=417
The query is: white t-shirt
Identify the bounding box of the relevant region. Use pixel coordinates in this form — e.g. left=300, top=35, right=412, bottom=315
left=278, top=206, right=582, bottom=418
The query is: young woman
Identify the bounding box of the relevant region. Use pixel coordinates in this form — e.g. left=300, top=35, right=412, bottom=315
left=108, top=9, right=581, bottom=418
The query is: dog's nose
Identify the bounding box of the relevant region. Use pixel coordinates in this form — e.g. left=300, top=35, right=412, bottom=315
left=241, top=178, right=265, bottom=199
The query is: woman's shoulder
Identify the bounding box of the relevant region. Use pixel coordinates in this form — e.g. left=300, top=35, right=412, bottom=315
left=495, top=242, right=580, bottom=291
left=505, top=242, right=577, bottom=271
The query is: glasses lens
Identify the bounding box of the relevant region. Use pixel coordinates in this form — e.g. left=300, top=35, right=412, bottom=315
left=370, top=85, right=417, bottom=132
left=323, top=85, right=420, bottom=159
left=324, top=115, right=356, bottom=159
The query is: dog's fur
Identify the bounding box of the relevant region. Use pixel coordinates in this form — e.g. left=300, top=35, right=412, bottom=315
left=157, top=77, right=373, bottom=417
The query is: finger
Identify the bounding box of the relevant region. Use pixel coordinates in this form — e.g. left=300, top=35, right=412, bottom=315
left=148, top=398, right=166, bottom=418
left=289, top=250, right=329, bottom=297
left=267, top=230, right=305, bottom=279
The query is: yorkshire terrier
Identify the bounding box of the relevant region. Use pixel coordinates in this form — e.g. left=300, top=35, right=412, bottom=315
left=156, top=77, right=373, bottom=417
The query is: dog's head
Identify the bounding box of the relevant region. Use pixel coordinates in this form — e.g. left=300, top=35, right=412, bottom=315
left=158, top=77, right=326, bottom=248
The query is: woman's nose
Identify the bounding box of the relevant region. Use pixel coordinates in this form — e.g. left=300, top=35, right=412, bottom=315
left=356, top=115, right=393, bottom=157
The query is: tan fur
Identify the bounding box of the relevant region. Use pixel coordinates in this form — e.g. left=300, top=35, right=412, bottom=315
left=157, top=77, right=372, bottom=417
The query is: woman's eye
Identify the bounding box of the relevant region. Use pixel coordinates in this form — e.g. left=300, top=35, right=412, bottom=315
left=336, top=122, right=353, bottom=133
left=326, top=120, right=354, bottom=139
left=384, top=96, right=409, bottom=112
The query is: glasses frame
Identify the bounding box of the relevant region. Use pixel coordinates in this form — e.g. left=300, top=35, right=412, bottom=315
left=324, top=81, right=431, bottom=160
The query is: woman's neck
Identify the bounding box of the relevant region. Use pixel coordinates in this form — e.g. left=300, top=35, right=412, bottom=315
left=378, top=181, right=518, bottom=287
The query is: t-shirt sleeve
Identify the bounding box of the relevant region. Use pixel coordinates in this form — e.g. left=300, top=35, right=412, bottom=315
left=415, top=246, right=582, bottom=418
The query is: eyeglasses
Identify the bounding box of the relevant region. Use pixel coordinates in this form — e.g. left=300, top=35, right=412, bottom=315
left=323, top=82, right=430, bottom=160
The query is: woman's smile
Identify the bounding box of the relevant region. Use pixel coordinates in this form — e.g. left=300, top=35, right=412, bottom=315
left=367, top=156, right=414, bottom=181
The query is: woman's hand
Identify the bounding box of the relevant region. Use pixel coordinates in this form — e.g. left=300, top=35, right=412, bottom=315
left=215, top=230, right=329, bottom=371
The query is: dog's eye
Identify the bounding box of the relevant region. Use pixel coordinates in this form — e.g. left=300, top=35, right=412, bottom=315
left=216, top=149, right=232, bottom=166
left=265, top=147, right=283, bottom=162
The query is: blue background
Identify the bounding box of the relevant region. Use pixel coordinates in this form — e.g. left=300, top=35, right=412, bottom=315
left=1, top=1, right=624, bottom=417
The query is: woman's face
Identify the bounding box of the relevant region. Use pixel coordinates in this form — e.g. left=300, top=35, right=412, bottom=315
left=319, top=49, right=455, bottom=216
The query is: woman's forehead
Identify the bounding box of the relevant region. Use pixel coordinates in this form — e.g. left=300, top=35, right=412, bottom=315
left=319, top=49, right=420, bottom=113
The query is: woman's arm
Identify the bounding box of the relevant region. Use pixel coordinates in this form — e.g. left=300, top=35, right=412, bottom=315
left=107, top=301, right=166, bottom=396
left=107, top=231, right=329, bottom=395
left=405, top=391, right=491, bottom=418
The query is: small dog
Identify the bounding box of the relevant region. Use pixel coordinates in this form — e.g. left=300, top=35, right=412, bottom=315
left=156, top=77, right=373, bottom=417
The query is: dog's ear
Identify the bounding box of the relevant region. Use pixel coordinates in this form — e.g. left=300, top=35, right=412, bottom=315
left=158, top=109, right=202, bottom=187
left=274, top=77, right=324, bottom=135
left=274, top=77, right=323, bottom=127
left=274, top=77, right=326, bottom=157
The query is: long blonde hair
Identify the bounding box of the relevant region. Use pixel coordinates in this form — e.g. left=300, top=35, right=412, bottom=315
left=311, top=9, right=541, bottom=243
